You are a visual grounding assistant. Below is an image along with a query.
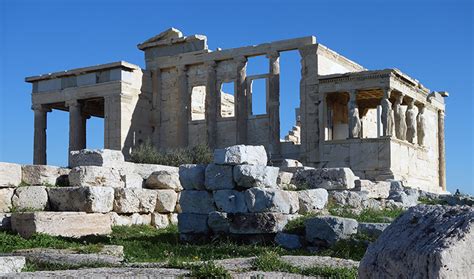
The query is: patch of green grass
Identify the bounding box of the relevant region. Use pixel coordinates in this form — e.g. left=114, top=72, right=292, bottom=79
left=252, top=251, right=357, bottom=278
left=8, top=206, right=39, bottom=213
left=283, top=213, right=319, bottom=235
left=418, top=196, right=448, bottom=205
left=329, top=207, right=405, bottom=223
left=21, top=261, right=114, bottom=272
left=17, top=181, right=29, bottom=187
left=316, top=233, right=377, bottom=261
left=187, top=261, right=231, bottom=279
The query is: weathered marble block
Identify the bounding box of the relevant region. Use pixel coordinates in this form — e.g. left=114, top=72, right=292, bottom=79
left=354, top=180, right=390, bottom=199
left=109, top=212, right=152, bottom=226
left=359, top=205, right=474, bottom=278
left=205, top=164, right=235, bottom=190
left=146, top=170, right=182, bottom=191
left=179, top=190, right=215, bottom=214
left=179, top=164, right=206, bottom=190
left=275, top=232, right=303, bottom=250
left=293, top=168, right=356, bottom=190
left=178, top=213, right=209, bottom=234
left=0, top=256, right=26, bottom=274
left=113, top=188, right=157, bottom=213
left=12, top=186, right=49, bottom=211
left=305, top=216, right=358, bottom=245
left=233, top=165, right=279, bottom=188
left=11, top=212, right=112, bottom=238
left=213, top=190, right=247, bottom=213
left=21, top=165, right=70, bottom=186
left=228, top=212, right=289, bottom=234
left=357, top=222, right=390, bottom=237
left=69, top=149, right=124, bottom=168
left=298, top=189, right=328, bottom=214
left=244, top=188, right=298, bottom=214
left=214, top=145, right=267, bottom=166
left=155, top=189, right=178, bottom=213
left=207, top=211, right=229, bottom=233
left=48, top=186, right=114, bottom=213
left=0, top=188, right=14, bottom=213
left=69, top=166, right=125, bottom=187
left=0, top=162, right=22, bottom=187
left=151, top=213, right=170, bottom=229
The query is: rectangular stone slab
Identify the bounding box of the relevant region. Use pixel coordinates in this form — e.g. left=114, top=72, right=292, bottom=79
left=11, top=212, right=112, bottom=238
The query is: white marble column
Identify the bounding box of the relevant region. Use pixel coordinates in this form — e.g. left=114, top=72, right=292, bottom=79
left=405, top=98, right=417, bottom=144
left=235, top=56, right=248, bottom=144
left=381, top=88, right=394, bottom=137
left=32, top=104, right=51, bottom=165
left=348, top=90, right=361, bottom=138
left=267, top=51, right=281, bottom=157
left=205, top=61, right=218, bottom=149
left=393, top=93, right=407, bottom=140
left=438, top=110, right=446, bottom=191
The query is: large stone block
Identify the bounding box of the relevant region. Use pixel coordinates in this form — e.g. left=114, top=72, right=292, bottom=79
left=233, top=165, right=279, bottom=188
left=293, top=168, right=356, bottom=190
left=155, top=189, right=178, bottom=213
left=357, top=222, right=390, bottom=237
left=277, top=171, right=294, bottom=186
left=11, top=212, right=112, bottom=238
left=48, top=186, right=114, bottom=213
left=0, top=256, right=25, bottom=274
left=109, top=212, right=151, bottom=226
left=244, top=188, right=298, bottom=214
left=214, top=145, right=267, bottom=166
left=213, top=190, right=247, bottom=213
left=69, top=166, right=125, bottom=187
left=179, top=164, right=206, bottom=190
left=113, top=188, right=157, bottom=213
left=151, top=213, right=170, bottom=229
left=21, top=165, right=70, bottom=186
left=0, top=188, right=14, bottom=213
left=228, top=212, right=289, bottom=234
left=145, top=170, right=182, bottom=191
left=0, top=162, right=21, bottom=187
left=69, top=149, right=124, bottom=168
left=354, top=180, right=390, bottom=199
left=298, top=189, right=328, bottom=214
left=275, top=232, right=302, bottom=250
left=330, top=190, right=367, bottom=209
left=12, top=186, right=48, bottom=211
left=179, top=190, right=215, bottom=214
left=205, top=164, right=235, bottom=190
left=178, top=213, right=209, bottom=234
left=122, top=162, right=178, bottom=180
left=305, top=216, right=358, bottom=245
left=359, top=205, right=474, bottom=278
left=207, top=211, right=229, bottom=233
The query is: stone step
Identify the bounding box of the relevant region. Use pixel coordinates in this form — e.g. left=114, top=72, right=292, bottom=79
left=0, top=256, right=25, bottom=274
left=11, top=212, right=112, bottom=238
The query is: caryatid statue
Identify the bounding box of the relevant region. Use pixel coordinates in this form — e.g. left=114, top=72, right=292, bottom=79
left=348, top=91, right=361, bottom=138
left=405, top=99, right=417, bottom=144
left=381, top=88, right=394, bottom=137
left=417, top=105, right=427, bottom=146
left=393, top=93, right=407, bottom=140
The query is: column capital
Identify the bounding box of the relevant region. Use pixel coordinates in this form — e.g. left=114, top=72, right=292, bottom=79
left=382, top=87, right=393, bottom=98
left=235, top=56, right=247, bottom=69
left=65, top=99, right=80, bottom=107
left=31, top=104, right=51, bottom=112
left=266, top=51, right=280, bottom=59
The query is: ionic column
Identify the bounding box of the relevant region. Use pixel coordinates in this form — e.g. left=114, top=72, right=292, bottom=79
left=205, top=61, right=218, bottom=149
left=267, top=51, right=281, bottom=156
left=417, top=104, right=426, bottom=146
left=393, top=93, right=407, bottom=140
left=235, top=56, right=248, bottom=144
left=177, top=65, right=189, bottom=148
left=104, top=94, right=122, bottom=150
left=405, top=98, right=417, bottom=144
left=438, top=110, right=446, bottom=191
left=66, top=99, right=86, bottom=153
left=381, top=88, right=394, bottom=137
left=348, top=90, right=361, bottom=138
left=32, top=104, right=51, bottom=165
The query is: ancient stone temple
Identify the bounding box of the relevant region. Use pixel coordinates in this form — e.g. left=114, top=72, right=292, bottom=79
left=25, top=28, right=448, bottom=193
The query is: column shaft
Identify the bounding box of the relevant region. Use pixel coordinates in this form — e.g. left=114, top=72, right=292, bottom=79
left=235, top=57, right=248, bottom=144
left=33, top=105, right=49, bottom=165
left=267, top=51, right=281, bottom=157
left=438, top=110, right=446, bottom=191
left=205, top=61, right=218, bottom=149
left=177, top=65, right=189, bottom=148
left=104, top=95, right=122, bottom=150
left=67, top=100, right=86, bottom=153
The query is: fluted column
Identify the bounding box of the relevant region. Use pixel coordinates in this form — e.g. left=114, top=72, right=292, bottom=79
left=381, top=88, right=394, bottom=137
left=104, top=94, right=122, bottom=150
left=205, top=61, right=218, bottom=149
left=267, top=51, right=281, bottom=157
left=235, top=57, right=248, bottom=144
left=348, top=90, right=361, bottom=138
left=32, top=104, right=51, bottom=165
left=438, top=110, right=446, bottom=191
left=177, top=65, right=189, bottom=148
left=66, top=99, right=86, bottom=153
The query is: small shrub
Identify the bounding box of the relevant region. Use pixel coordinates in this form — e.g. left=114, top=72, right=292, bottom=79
left=188, top=261, right=231, bottom=279
left=130, top=140, right=213, bottom=166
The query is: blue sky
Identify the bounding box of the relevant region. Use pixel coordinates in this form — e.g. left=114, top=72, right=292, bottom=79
left=0, top=0, right=472, bottom=194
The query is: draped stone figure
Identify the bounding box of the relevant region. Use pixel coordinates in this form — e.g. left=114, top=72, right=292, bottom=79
left=393, top=94, right=407, bottom=140
left=381, top=89, right=394, bottom=137
left=405, top=99, right=417, bottom=143
left=417, top=105, right=427, bottom=146
left=348, top=92, right=361, bottom=138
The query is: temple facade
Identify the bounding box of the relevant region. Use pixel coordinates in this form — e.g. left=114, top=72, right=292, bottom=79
left=25, top=28, right=447, bottom=193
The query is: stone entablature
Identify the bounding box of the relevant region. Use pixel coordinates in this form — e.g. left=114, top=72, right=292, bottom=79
left=25, top=28, right=447, bottom=193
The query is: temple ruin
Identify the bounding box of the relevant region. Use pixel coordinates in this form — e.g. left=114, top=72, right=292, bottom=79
left=25, top=28, right=447, bottom=193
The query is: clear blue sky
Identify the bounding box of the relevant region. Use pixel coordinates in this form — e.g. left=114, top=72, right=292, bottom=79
left=1, top=0, right=472, bottom=194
